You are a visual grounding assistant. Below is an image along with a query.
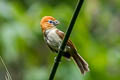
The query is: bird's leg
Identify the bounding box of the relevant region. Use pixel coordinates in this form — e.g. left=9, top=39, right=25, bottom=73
left=54, top=56, right=57, bottom=62
left=54, top=56, right=62, bottom=63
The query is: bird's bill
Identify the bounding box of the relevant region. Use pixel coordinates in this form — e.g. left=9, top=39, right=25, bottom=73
left=53, top=20, right=60, bottom=26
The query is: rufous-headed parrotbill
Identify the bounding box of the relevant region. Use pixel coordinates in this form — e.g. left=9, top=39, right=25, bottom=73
left=40, top=16, right=89, bottom=74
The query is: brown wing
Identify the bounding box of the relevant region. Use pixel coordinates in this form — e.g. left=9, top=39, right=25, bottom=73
left=56, top=30, right=77, bottom=54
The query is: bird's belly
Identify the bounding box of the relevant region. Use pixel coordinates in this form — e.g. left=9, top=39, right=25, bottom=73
left=46, top=30, right=62, bottom=51
left=45, top=29, right=70, bottom=52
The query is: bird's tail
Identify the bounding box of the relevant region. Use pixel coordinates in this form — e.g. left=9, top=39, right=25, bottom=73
left=72, top=53, right=89, bottom=74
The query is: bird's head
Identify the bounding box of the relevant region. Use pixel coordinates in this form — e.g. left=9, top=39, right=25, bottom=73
left=40, top=16, right=60, bottom=32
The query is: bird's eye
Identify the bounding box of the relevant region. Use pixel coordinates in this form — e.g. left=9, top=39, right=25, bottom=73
left=48, top=20, right=53, bottom=23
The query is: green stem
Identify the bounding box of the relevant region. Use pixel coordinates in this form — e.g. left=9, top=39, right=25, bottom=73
left=49, top=0, right=84, bottom=80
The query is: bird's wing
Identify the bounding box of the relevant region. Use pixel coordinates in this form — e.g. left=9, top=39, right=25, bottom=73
left=56, top=29, right=77, bottom=53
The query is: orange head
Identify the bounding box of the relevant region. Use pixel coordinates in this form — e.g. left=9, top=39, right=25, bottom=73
left=40, top=16, right=60, bottom=32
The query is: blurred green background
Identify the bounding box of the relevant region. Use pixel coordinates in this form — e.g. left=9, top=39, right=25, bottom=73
left=0, top=0, right=120, bottom=80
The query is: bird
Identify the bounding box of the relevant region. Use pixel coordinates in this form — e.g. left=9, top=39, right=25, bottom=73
left=40, top=16, right=89, bottom=74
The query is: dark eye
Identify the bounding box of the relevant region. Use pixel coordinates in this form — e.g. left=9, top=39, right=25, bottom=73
left=48, top=20, right=53, bottom=23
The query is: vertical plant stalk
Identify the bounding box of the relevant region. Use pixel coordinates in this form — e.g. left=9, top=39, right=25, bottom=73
left=49, top=0, right=84, bottom=80
left=0, top=56, right=12, bottom=80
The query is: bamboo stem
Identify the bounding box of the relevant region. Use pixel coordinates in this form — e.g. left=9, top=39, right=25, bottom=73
left=49, top=0, right=84, bottom=80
